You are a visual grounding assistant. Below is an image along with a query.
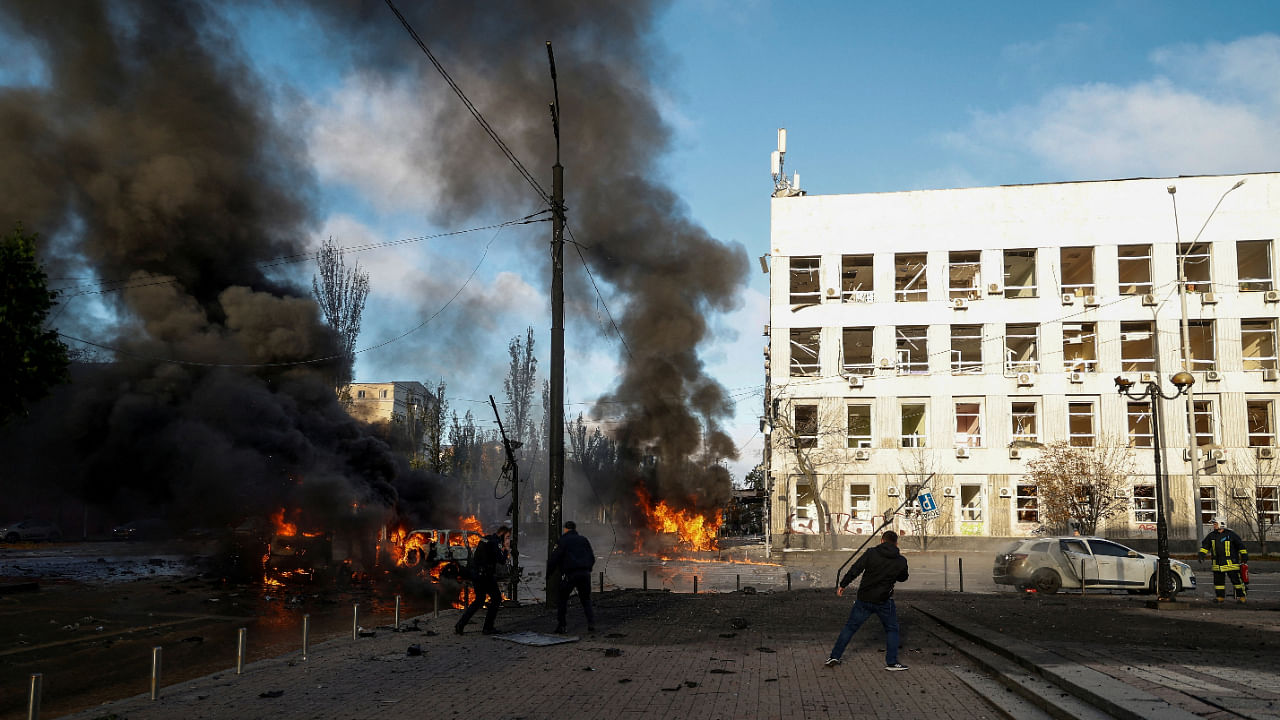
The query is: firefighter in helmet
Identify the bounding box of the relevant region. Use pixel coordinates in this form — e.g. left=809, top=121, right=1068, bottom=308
left=1199, top=519, right=1248, bottom=604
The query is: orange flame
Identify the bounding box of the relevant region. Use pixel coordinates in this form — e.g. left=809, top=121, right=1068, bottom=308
left=635, top=487, right=722, bottom=552
left=271, top=508, right=298, bottom=536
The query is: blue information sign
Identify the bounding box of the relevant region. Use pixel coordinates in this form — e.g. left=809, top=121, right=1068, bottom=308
left=918, top=492, right=937, bottom=513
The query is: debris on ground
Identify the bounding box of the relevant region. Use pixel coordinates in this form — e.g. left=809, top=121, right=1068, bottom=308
left=258, top=690, right=284, bottom=698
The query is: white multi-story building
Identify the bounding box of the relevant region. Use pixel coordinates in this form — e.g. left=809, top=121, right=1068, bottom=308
left=766, top=170, right=1280, bottom=549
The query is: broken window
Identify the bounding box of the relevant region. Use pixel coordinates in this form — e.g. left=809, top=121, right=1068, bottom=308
left=1015, top=483, right=1038, bottom=523
left=1062, top=322, right=1097, bottom=372
left=789, top=256, right=821, bottom=305
left=1242, top=319, right=1278, bottom=371
left=903, top=484, right=923, bottom=511
left=1003, top=249, right=1037, bottom=298
left=1118, top=245, right=1153, bottom=295
left=960, top=485, right=984, bottom=522
left=1187, top=320, right=1215, bottom=371
left=1237, top=240, right=1273, bottom=292
left=842, top=327, right=875, bottom=376
left=1247, top=400, right=1273, bottom=447
left=794, top=478, right=817, bottom=519
left=955, top=401, right=983, bottom=448
left=1120, top=321, right=1155, bottom=372
left=848, top=483, right=872, bottom=520
left=841, top=255, right=875, bottom=303
left=790, top=327, right=820, bottom=377
left=1200, top=486, right=1218, bottom=526
left=1192, top=399, right=1216, bottom=447
left=1068, top=401, right=1095, bottom=447
left=793, top=404, right=818, bottom=449
left=1011, top=401, right=1038, bottom=444
left=1133, top=485, right=1156, bottom=524
left=1059, top=247, right=1095, bottom=297
left=1128, top=402, right=1153, bottom=447
left=896, top=325, right=928, bottom=374
left=1258, top=487, right=1279, bottom=528
left=894, top=253, right=928, bottom=302
left=950, top=325, right=983, bottom=375
left=1005, top=323, right=1039, bottom=374
left=1178, top=242, right=1212, bottom=292
left=900, top=402, right=927, bottom=448
left=949, top=251, right=981, bottom=300
left=847, top=404, right=872, bottom=449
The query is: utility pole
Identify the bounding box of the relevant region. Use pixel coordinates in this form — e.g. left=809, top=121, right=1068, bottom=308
left=489, top=395, right=521, bottom=603
left=545, top=41, right=566, bottom=608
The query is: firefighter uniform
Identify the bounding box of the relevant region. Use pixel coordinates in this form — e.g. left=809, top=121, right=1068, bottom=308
left=1199, top=522, right=1248, bottom=603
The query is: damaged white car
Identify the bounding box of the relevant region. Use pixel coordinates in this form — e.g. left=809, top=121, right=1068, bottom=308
left=993, top=536, right=1196, bottom=594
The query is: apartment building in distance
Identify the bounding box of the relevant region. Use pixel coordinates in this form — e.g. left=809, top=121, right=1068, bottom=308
left=765, top=169, right=1280, bottom=550
left=345, top=381, right=431, bottom=426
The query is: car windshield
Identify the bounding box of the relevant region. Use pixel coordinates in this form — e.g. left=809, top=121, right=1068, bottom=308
left=997, top=541, right=1025, bottom=555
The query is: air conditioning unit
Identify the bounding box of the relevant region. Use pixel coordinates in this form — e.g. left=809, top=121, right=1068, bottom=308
left=942, top=486, right=956, bottom=497
left=1061, top=293, right=1075, bottom=305
left=1140, top=372, right=1156, bottom=384
left=887, top=486, right=899, bottom=497
left=998, top=487, right=1012, bottom=498
left=847, top=375, right=864, bottom=389
left=1008, top=448, right=1022, bottom=459
left=1232, top=488, right=1251, bottom=499
left=1017, top=373, right=1033, bottom=386
left=1264, top=369, right=1279, bottom=382
left=952, top=298, right=968, bottom=309
left=1114, top=488, right=1128, bottom=499
left=825, top=287, right=839, bottom=298
left=1201, top=292, right=1217, bottom=304
left=988, top=283, right=1003, bottom=295
left=878, top=357, right=894, bottom=369
left=955, top=447, right=970, bottom=458
left=1068, top=371, right=1084, bottom=383
left=853, top=449, right=871, bottom=461
left=1266, top=290, right=1280, bottom=303
left=1205, top=370, right=1223, bottom=382
left=763, top=324, right=770, bottom=336
left=1183, top=448, right=1197, bottom=461
left=1084, top=295, right=1099, bottom=307
left=1209, top=448, right=1225, bottom=462
left=1258, top=446, right=1276, bottom=459
left=1142, top=294, right=1157, bottom=306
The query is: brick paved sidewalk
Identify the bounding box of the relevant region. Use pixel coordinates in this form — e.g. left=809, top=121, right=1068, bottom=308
left=56, top=591, right=1003, bottom=720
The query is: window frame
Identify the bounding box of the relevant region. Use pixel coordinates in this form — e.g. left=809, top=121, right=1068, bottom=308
left=1237, top=240, right=1273, bottom=292
left=950, top=324, right=983, bottom=375
left=959, top=484, right=984, bottom=522
left=1068, top=401, right=1096, bottom=447
left=789, top=256, right=821, bottom=305
left=1128, top=401, right=1153, bottom=448
left=1258, top=486, right=1279, bottom=528
left=1247, top=399, right=1274, bottom=447
left=1015, top=482, right=1038, bottom=523
left=793, top=404, right=818, bottom=449
left=848, top=482, right=873, bottom=521
left=1186, top=319, right=1216, bottom=372
left=1062, top=322, right=1097, bottom=372
left=895, top=325, right=929, bottom=375
left=1177, top=241, right=1212, bottom=292
left=847, top=403, right=873, bottom=449
left=1199, top=486, right=1218, bottom=526
left=1005, top=323, right=1040, bottom=374
left=1120, top=321, right=1156, bottom=372
left=954, top=400, right=984, bottom=448
left=1010, top=400, right=1039, bottom=445
left=948, top=251, right=982, bottom=300
left=894, top=253, right=929, bottom=303
left=1241, top=319, right=1278, bottom=371
left=1117, top=244, right=1153, bottom=295
left=1133, top=484, right=1157, bottom=524
left=900, top=401, right=928, bottom=448
left=1191, top=399, right=1217, bottom=448
left=842, top=327, right=875, bottom=376
left=841, top=254, right=875, bottom=303
left=790, top=327, right=821, bottom=377
left=1059, top=246, right=1095, bottom=297
left=1003, top=248, right=1038, bottom=298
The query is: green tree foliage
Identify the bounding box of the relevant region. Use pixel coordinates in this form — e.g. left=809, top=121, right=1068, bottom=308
left=0, top=224, right=69, bottom=425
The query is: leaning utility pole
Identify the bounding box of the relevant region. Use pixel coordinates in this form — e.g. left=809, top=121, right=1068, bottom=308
left=489, top=395, right=521, bottom=603
left=545, top=40, right=566, bottom=608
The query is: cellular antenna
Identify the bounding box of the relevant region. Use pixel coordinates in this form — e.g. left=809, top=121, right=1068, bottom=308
left=771, top=127, right=804, bottom=198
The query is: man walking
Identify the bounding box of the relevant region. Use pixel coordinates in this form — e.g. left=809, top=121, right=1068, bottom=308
left=549, top=520, right=595, bottom=633
left=455, top=525, right=510, bottom=635
left=1200, top=519, right=1248, bottom=604
left=826, top=530, right=910, bottom=671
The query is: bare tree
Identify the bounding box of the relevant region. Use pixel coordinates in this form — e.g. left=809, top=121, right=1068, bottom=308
left=896, top=445, right=947, bottom=549
left=1024, top=436, right=1134, bottom=536
left=311, top=236, right=370, bottom=393
left=424, top=379, right=448, bottom=474
left=1220, top=455, right=1280, bottom=554
left=770, top=399, right=848, bottom=549
left=503, top=327, right=538, bottom=448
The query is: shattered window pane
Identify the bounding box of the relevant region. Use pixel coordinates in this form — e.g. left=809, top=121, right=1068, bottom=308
left=900, top=403, right=927, bottom=448
left=960, top=485, right=983, bottom=521
left=1005, top=324, right=1039, bottom=373
left=841, top=255, right=874, bottom=302
left=1199, top=486, right=1217, bottom=526
left=1059, top=247, right=1095, bottom=297
left=955, top=402, right=982, bottom=447
left=1187, top=320, right=1215, bottom=371
left=1128, top=402, right=1152, bottom=447
left=1068, top=402, right=1095, bottom=447
left=789, top=256, right=821, bottom=304
left=1016, top=484, right=1038, bottom=523
left=1242, top=319, right=1277, bottom=371
left=949, top=251, right=981, bottom=300
left=1062, top=322, right=1097, bottom=372
left=1133, top=485, right=1156, bottom=524
left=1118, top=245, right=1152, bottom=295
left=1237, top=240, right=1273, bottom=292
left=1192, top=400, right=1215, bottom=447
left=1120, top=322, right=1155, bottom=372
left=848, top=483, right=872, bottom=520
left=950, top=325, right=982, bottom=375
left=1178, top=242, right=1211, bottom=291
left=794, top=404, right=818, bottom=448
left=895, top=253, right=928, bottom=302
left=1003, top=249, right=1037, bottom=298
left=1011, top=402, right=1037, bottom=444
left=896, top=326, right=928, bottom=374
left=842, top=327, right=874, bottom=375
left=1247, top=400, right=1274, bottom=447
left=847, top=404, right=872, bottom=448
left=790, top=327, right=820, bottom=377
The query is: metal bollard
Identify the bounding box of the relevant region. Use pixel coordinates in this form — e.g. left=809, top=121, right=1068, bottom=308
left=787, top=572, right=792, bottom=591
left=302, top=614, right=310, bottom=661
left=150, top=646, right=162, bottom=700
left=944, top=554, right=949, bottom=592
left=958, top=558, right=965, bottom=593
left=352, top=603, right=359, bottom=640
left=236, top=627, right=247, bottom=675
left=736, top=574, right=741, bottom=591
left=693, top=576, right=698, bottom=594
left=27, top=673, right=41, bottom=720
left=394, top=594, right=401, bottom=629
left=1080, top=558, right=1087, bottom=596
left=599, top=571, right=604, bottom=594
left=643, top=570, right=648, bottom=591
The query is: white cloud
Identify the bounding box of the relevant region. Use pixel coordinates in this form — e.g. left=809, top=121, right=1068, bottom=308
left=950, top=34, right=1280, bottom=180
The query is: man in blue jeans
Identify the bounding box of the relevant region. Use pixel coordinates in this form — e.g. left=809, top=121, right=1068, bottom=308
left=825, top=530, right=910, bottom=671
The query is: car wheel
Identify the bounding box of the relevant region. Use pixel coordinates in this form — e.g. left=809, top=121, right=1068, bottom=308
left=1147, top=573, right=1185, bottom=595
left=1031, top=568, right=1061, bottom=594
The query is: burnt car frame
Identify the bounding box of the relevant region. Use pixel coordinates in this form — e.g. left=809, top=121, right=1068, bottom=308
left=993, top=536, right=1196, bottom=595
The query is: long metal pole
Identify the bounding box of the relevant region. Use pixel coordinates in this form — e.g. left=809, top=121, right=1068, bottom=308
left=546, top=40, right=565, bottom=610
left=1170, top=187, right=1201, bottom=546
left=1149, top=383, right=1174, bottom=600
left=27, top=673, right=41, bottom=720
left=490, top=395, right=521, bottom=603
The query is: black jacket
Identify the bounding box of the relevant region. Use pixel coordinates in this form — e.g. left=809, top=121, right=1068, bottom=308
left=468, top=533, right=508, bottom=580
left=1200, top=528, right=1248, bottom=571
left=548, top=530, right=594, bottom=577
left=840, top=542, right=909, bottom=603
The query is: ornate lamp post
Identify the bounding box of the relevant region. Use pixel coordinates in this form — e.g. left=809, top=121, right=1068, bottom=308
left=1115, top=371, right=1195, bottom=601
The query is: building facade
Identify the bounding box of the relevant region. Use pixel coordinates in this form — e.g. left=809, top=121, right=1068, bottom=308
left=345, top=381, right=431, bottom=426
left=766, top=172, right=1280, bottom=549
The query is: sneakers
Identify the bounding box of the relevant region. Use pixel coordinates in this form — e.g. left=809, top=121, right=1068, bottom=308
left=453, top=625, right=465, bottom=635
left=884, top=663, right=909, bottom=672
left=1214, top=597, right=1225, bottom=604
left=1238, top=597, right=1247, bottom=604
left=823, top=657, right=841, bottom=667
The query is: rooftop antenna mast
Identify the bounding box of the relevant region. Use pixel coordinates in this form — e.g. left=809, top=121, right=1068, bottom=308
left=770, top=128, right=805, bottom=198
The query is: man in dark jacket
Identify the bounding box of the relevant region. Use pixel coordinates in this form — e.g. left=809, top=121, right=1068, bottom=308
left=826, top=530, right=910, bottom=671
left=548, top=521, right=595, bottom=633
left=1199, top=519, right=1248, bottom=604
left=454, top=525, right=510, bottom=635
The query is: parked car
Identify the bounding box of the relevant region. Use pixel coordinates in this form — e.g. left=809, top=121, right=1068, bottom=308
left=993, top=536, right=1197, bottom=594
left=0, top=519, right=62, bottom=542
left=111, top=519, right=168, bottom=541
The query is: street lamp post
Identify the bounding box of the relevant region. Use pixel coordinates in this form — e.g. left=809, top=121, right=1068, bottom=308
left=1115, top=372, right=1195, bottom=601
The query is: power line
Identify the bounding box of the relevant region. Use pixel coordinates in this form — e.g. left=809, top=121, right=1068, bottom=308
left=566, top=225, right=633, bottom=361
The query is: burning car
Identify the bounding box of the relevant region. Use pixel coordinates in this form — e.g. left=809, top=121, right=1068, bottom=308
left=993, top=536, right=1196, bottom=594
left=390, top=527, right=486, bottom=581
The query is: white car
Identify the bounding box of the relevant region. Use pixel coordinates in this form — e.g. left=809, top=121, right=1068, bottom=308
left=0, top=519, right=62, bottom=543
left=993, top=536, right=1196, bottom=594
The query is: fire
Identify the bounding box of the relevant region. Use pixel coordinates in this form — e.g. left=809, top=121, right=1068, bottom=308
left=271, top=508, right=298, bottom=536
left=635, top=487, right=722, bottom=552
